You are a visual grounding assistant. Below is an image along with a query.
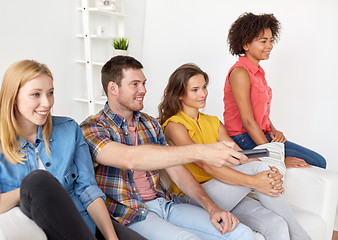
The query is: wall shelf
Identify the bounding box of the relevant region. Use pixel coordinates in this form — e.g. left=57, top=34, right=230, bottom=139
left=73, top=97, right=106, bottom=105
left=76, top=34, right=114, bottom=40
left=78, top=7, right=126, bottom=17
left=75, top=0, right=125, bottom=114
left=75, top=59, right=105, bottom=66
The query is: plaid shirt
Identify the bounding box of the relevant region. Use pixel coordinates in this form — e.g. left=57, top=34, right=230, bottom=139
left=80, top=103, right=178, bottom=225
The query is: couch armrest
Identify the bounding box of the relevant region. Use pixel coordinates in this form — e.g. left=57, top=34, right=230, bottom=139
left=283, top=167, right=338, bottom=240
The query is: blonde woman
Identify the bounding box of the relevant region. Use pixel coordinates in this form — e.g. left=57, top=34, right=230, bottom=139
left=0, top=60, right=145, bottom=240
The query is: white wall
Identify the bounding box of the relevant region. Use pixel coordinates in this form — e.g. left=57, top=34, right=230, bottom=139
left=0, top=0, right=79, bottom=119
left=1, top=0, right=337, bottom=172
left=141, top=0, right=338, bottom=172
left=0, top=0, right=146, bottom=123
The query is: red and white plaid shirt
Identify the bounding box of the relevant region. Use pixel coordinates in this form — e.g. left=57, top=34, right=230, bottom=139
left=80, top=103, right=178, bottom=225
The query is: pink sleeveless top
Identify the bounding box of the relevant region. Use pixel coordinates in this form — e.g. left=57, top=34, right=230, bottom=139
left=223, top=56, right=272, bottom=136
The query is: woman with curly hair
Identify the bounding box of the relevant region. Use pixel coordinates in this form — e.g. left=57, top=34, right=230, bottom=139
left=224, top=12, right=326, bottom=169
left=159, top=63, right=310, bottom=239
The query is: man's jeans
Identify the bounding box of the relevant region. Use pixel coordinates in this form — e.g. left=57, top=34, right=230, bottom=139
left=128, top=197, right=254, bottom=240
left=231, top=132, right=326, bottom=168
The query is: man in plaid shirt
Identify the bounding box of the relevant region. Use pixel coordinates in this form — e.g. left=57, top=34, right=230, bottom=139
left=81, top=56, right=253, bottom=240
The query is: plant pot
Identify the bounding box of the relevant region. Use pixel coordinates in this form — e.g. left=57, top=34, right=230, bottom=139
left=113, top=49, right=129, bottom=56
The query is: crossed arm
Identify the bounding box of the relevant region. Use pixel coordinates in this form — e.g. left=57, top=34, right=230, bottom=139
left=163, top=120, right=283, bottom=196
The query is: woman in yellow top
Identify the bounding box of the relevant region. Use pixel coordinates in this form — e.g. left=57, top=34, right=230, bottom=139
left=158, top=63, right=309, bottom=240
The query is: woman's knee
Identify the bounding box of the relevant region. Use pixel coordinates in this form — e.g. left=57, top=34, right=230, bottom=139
left=234, top=161, right=271, bottom=175
left=250, top=161, right=271, bottom=174
left=20, top=170, right=66, bottom=207
left=21, top=170, right=56, bottom=194
left=20, top=170, right=57, bottom=218
left=314, top=154, right=326, bottom=168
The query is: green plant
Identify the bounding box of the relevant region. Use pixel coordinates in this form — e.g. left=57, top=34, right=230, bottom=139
left=113, top=37, right=129, bottom=50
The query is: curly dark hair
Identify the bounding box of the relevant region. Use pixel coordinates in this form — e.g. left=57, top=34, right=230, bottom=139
left=228, top=12, right=281, bottom=56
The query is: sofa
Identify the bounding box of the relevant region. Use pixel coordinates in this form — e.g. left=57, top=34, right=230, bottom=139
left=160, top=166, right=338, bottom=240
left=1, top=167, right=338, bottom=240
left=282, top=167, right=338, bottom=240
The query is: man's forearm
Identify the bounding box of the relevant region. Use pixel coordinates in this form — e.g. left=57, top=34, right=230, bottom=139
left=166, top=165, right=218, bottom=212
left=97, top=141, right=245, bottom=171
left=97, top=142, right=200, bottom=170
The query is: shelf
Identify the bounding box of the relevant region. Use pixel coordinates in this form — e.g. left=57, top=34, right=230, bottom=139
left=76, top=34, right=114, bottom=40
left=77, top=0, right=125, bottom=115
left=75, top=59, right=105, bottom=66
left=78, top=7, right=126, bottom=17
left=74, top=97, right=107, bottom=105
left=89, top=8, right=126, bottom=17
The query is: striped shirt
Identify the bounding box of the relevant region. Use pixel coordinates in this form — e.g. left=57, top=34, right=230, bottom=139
left=80, top=103, right=177, bottom=225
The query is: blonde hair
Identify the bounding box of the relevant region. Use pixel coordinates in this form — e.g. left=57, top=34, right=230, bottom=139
left=0, top=60, right=53, bottom=164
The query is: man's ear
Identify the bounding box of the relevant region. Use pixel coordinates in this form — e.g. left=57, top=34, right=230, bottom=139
left=108, top=81, right=118, bottom=96
left=243, top=44, right=249, bottom=51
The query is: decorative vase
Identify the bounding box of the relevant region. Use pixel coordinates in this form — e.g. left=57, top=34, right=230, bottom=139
left=96, top=0, right=116, bottom=11
left=113, top=49, right=128, bottom=56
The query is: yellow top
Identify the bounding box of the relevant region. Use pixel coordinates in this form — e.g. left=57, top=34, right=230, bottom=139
left=162, top=111, right=220, bottom=196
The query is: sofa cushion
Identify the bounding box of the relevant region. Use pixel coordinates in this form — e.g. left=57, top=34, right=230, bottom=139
left=292, top=207, right=326, bottom=240
left=0, top=207, right=47, bottom=240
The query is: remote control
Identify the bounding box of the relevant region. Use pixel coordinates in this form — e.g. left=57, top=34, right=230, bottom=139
left=239, top=149, right=269, bottom=158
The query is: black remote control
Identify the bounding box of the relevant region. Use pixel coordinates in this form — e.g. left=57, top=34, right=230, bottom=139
left=239, top=148, right=269, bottom=158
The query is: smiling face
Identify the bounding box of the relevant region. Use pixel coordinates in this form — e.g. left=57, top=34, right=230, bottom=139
left=180, top=74, right=208, bottom=113
left=15, top=74, right=54, bottom=133
left=113, top=68, right=147, bottom=115
left=244, top=28, right=274, bottom=66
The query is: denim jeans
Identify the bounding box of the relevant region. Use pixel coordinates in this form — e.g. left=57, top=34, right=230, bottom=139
left=128, top=197, right=254, bottom=240
left=96, top=219, right=146, bottom=240
left=231, top=132, right=326, bottom=168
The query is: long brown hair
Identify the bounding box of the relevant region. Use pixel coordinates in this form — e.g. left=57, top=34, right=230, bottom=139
left=158, top=63, right=209, bottom=125
left=0, top=60, right=53, bottom=164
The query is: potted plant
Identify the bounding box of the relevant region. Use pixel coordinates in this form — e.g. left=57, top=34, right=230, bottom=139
left=113, top=37, right=129, bottom=56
